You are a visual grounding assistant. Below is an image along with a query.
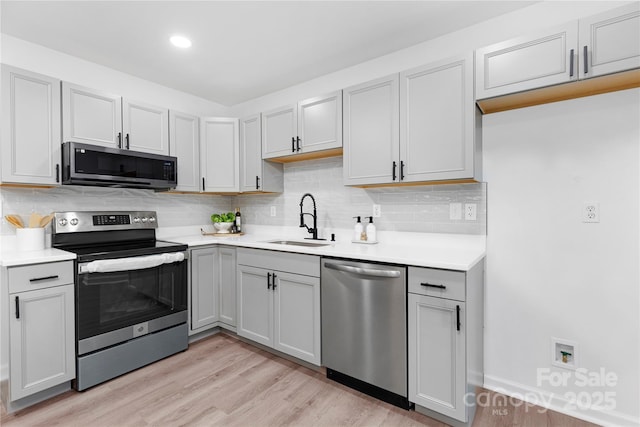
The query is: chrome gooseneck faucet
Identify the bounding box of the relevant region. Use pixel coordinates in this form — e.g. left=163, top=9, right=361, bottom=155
left=299, top=193, right=324, bottom=240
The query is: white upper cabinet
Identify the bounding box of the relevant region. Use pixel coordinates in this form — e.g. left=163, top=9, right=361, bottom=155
left=240, top=114, right=283, bottom=193
left=62, top=82, right=169, bottom=154
left=579, top=3, right=640, bottom=79
left=343, top=75, right=399, bottom=186
left=1, top=65, right=62, bottom=185
left=344, top=54, right=479, bottom=186
left=262, top=104, right=298, bottom=158
left=200, top=117, right=239, bottom=193
left=400, top=54, right=477, bottom=182
left=476, top=3, right=640, bottom=100
left=62, top=82, right=123, bottom=148
left=262, top=91, right=343, bottom=159
left=298, top=91, right=342, bottom=154
left=123, top=99, right=169, bottom=155
left=169, top=111, right=200, bottom=192
left=475, top=22, right=579, bottom=100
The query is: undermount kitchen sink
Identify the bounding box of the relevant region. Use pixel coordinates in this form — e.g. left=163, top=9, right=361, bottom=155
left=264, top=239, right=330, bottom=247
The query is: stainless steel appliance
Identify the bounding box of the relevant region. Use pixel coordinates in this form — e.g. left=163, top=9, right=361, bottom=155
left=62, top=142, right=177, bottom=190
left=52, top=211, right=188, bottom=391
left=321, top=258, right=410, bottom=409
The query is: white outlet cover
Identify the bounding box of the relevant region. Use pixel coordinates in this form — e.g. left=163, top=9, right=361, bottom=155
left=464, top=203, right=477, bottom=221
left=270, top=206, right=276, bottom=217
left=582, top=203, right=599, bottom=223
left=372, top=204, right=381, bottom=218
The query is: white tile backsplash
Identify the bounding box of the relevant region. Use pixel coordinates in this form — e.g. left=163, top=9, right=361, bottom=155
left=1, top=157, right=486, bottom=236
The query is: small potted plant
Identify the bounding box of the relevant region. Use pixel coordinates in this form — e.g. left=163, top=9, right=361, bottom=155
left=211, top=212, right=236, bottom=233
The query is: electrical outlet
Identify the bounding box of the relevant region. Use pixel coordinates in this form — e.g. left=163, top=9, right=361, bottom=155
left=464, top=203, right=477, bottom=221
left=582, top=203, right=599, bottom=223
left=449, top=203, right=462, bottom=220
left=372, top=204, right=381, bottom=218
left=270, top=206, right=276, bottom=217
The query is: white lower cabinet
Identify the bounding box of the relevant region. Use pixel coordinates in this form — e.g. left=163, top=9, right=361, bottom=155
left=408, top=264, right=484, bottom=425
left=189, top=246, right=236, bottom=335
left=237, top=248, right=321, bottom=366
left=2, top=261, right=75, bottom=405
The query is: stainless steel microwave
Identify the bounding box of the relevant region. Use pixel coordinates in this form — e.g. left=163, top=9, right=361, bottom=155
left=62, top=142, right=177, bottom=190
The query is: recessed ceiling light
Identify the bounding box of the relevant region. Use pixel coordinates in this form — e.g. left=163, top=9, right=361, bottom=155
left=170, top=35, right=192, bottom=49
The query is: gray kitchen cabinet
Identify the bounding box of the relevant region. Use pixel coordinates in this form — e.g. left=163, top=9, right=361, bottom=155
left=344, top=53, right=479, bottom=186
left=200, top=117, right=239, bottom=193
left=169, top=110, right=200, bottom=192
left=189, top=246, right=237, bottom=335
left=407, top=264, right=483, bottom=426
left=218, top=246, right=237, bottom=329
left=1, top=65, right=61, bottom=186
left=476, top=3, right=639, bottom=100
left=239, top=114, right=283, bottom=193
left=62, top=82, right=169, bottom=154
left=122, top=99, right=169, bottom=155
left=343, top=74, right=399, bottom=185
left=400, top=53, right=479, bottom=183
left=190, top=246, right=219, bottom=332
left=579, top=3, right=640, bottom=80
left=236, top=248, right=321, bottom=365
left=262, top=91, right=342, bottom=160
left=2, top=261, right=75, bottom=404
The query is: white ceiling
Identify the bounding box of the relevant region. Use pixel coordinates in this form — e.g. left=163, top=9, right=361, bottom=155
left=1, top=1, right=536, bottom=106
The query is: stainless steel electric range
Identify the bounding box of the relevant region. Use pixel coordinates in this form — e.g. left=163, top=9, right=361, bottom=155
left=52, top=211, right=188, bottom=391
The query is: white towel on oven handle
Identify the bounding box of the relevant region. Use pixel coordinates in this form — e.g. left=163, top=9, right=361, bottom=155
left=82, top=252, right=185, bottom=274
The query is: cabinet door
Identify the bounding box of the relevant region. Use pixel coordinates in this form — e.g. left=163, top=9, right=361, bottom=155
left=273, top=272, right=321, bottom=366
left=298, top=91, right=342, bottom=154
left=122, top=99, right=169, bottom=155
left=400, top=54, right=475, bottom=182
left=408, top=294, right=466, bottom=422
left=62, top=82, right=122, bottom=148
left=261, top=104, right=297, bottom=159
left=343, top=74, right=400, bottom=186
left=236, top=265, right=273, bottom=347
left=579, top=3, right=640, bottom=79
left=9, top=285, right=75, bottom=401
left=190, top=247, right=219, bottom=331
left=240, top=114, right=263, bottom=192
left=475, top=22, right=579, bottom=100
left=1, top=65, right=61, bottom=185
left=201, top=117, right=240, bottom=192
left=169, top=111, right=200, bottom=192
left=218, top=247, right=237, bottom=328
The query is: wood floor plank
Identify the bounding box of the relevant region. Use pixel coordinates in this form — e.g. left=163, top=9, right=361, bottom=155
left=1, top=333, right=601, bottom=427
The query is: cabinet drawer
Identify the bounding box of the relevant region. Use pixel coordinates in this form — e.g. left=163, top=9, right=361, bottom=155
left=8, top=261, right=74, bottom=294
left=237, top=248, right=319, bottom=277
left=408, top=267, right=465, bottom=301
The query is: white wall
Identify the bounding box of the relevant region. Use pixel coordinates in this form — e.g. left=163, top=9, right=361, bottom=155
left=483, top=89, right=640, bottom=426
left=228, top=1, right=631, bottom=118
left=0, top=34, right=227, bottom=117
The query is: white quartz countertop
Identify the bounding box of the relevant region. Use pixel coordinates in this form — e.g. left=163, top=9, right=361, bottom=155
left=159, top=225, right=486, bottom=271
left=0, top=236, right=76, bottom=267
left=0, top=226, right=485, bottom=271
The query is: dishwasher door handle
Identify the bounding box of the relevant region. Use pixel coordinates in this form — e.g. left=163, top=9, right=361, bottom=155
left=324, top=262, right=401, bottom=278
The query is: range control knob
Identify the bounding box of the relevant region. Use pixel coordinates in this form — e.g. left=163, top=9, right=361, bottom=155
left=133, top=217, right=141, bottom=223
left=141, top=217, right=148, bottom=223
left=70, top=218, right=79, bottom=226
left=149, top=216, right=156, bottom=223
left=58, top=218, right=68, bottom=226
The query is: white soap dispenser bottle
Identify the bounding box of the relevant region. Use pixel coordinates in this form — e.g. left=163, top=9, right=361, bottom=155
left=365, top=216, right=377, bottom=243
left=353, top=216, right=363, bottom=241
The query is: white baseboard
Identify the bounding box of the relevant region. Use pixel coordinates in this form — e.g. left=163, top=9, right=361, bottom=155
left=483, top=375, right=640, bottom=427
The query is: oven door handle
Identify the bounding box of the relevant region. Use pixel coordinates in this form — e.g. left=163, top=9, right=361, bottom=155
left=78, top=252, right=186, bottom=274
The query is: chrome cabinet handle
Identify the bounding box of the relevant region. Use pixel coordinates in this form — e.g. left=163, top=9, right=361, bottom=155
left=324, top=262, right=401, bottom=278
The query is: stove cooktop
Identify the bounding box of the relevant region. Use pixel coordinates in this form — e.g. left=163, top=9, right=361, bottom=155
left=64, top=239, right=187, bottom=262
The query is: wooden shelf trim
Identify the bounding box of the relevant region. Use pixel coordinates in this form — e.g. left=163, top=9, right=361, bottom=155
left=267, top=147, right=343, bottom=164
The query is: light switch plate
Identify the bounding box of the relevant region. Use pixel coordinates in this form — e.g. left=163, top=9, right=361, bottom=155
left=450, top=203, right=462, bottom=220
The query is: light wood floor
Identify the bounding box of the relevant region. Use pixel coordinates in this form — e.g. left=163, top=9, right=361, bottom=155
left=1, top=333, right=598, bottom=426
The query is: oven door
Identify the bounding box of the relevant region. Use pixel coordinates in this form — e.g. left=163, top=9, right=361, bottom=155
left=76, top=252, right=187, bottom=355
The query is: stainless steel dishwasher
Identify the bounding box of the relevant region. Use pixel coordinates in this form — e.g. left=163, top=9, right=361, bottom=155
left=321, top=258, right=410, bottom=409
